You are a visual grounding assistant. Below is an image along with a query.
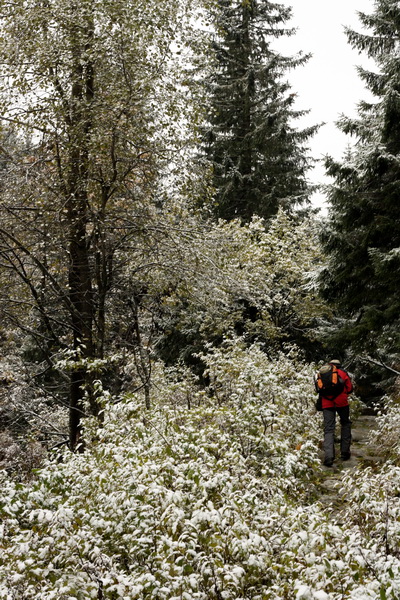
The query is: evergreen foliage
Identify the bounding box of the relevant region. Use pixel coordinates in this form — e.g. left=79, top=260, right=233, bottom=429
left=203, top=0, right=316, bottom=221
left=321, top=0, right=400, bottom=364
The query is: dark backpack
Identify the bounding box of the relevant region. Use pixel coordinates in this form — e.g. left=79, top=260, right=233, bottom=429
left=315, top=364, right=345, bottom=399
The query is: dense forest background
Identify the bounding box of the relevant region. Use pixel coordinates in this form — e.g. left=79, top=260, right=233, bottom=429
left=0, top=0, right=399, bottom=598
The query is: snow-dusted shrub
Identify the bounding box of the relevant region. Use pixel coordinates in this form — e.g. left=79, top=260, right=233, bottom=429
left=149, top=211, right=329, bottom=365
left=369, top=396, right=400, bottom=461
left=0, top=350, right=399, bottom=599
left=338, top=396, right=400, bottom=574
left=341, top=463, right=400, bottom=561
left=197, top=340, right=321, bottom=489
left=0, top=432, right=46, bottom=477
left=0, top=353, right=68, bottom=434
left=0, top=352, right=68, bottom=476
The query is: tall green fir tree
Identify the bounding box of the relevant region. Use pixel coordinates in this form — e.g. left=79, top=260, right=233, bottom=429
left=204, top=0, right=316, bottom=221
left=321, top=0, right=400, bottom=368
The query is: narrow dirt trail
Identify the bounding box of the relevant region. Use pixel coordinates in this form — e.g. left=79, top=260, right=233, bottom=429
left=316, top=411, right=382, bottom=510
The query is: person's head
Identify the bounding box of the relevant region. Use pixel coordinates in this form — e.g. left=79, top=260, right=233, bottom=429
left=329, top=359, right=341, bottom=367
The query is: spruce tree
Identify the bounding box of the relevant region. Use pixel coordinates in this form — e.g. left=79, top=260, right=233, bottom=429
left=204, top=0, right=316, bottom=221
left=321, top=0, right=400, bottom=362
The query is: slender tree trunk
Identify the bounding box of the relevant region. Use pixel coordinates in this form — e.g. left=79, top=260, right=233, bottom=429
left=130, top=294, right=151, bottom=410
left=67, top=8, right=96, bottom=449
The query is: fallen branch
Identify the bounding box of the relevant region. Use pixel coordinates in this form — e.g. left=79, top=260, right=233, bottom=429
left=360, top=355, right=400, bottom=376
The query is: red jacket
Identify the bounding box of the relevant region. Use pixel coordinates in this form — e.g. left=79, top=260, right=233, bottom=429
left=321, top=368, right=353, bottom=409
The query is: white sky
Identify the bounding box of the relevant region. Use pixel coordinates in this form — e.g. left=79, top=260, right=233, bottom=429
left=274, top=0, right=376, bottom=210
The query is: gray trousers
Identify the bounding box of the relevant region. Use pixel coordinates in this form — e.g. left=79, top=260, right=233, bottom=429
left=323, top=406, right=351, bottom=461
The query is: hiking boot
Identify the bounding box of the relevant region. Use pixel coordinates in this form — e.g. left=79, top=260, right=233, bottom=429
left=323, top=459, right=334, bottom=467
left=341, top=452, right=351, bottom=461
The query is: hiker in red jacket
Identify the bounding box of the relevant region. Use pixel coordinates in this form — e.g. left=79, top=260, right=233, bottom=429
left=316, top=359, right=353, bottom=467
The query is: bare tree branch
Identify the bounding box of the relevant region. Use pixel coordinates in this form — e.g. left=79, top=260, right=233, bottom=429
left=361, top=355, right=400, bottom=376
